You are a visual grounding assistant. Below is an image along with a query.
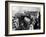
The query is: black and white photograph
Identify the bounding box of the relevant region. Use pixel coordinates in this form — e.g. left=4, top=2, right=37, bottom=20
left=12, top=7, right=41, bottom=30
left=5, top=1, right=45, bottom=36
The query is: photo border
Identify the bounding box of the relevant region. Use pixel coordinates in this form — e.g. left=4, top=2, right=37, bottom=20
left=5, top=1, right=45, bottom=36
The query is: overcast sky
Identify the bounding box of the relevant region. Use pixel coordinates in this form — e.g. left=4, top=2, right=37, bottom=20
left=12, top=6, right=40, bottom=16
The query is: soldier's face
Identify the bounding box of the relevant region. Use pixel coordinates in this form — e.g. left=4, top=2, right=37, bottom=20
left=24, top=17, right=30, bottom=24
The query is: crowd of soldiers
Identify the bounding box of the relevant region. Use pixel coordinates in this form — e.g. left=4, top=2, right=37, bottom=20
left=12, top=11, right=40, bottom=30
